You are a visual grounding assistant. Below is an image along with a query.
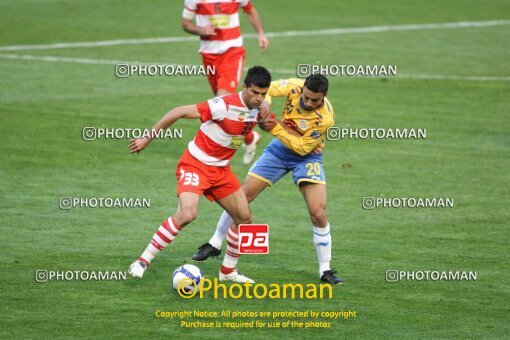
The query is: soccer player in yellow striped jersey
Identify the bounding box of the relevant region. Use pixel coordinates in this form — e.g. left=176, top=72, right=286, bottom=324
left=263, top=77, right=335, bottom=157
left=192, top=74, right=343, bottom=285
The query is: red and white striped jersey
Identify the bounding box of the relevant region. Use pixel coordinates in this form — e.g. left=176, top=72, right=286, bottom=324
left=190, top=92, right=259, bottom=166
left=182, top=0, right=253, bottom=54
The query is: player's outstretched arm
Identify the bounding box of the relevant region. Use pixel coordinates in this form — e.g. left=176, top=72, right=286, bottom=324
left=129, top=105, right=200, bottom=154
left=245, top=7, right=269, bottom=52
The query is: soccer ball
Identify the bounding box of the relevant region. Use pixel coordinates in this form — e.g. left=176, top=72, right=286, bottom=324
left=172, top=264, right=204, bottom=294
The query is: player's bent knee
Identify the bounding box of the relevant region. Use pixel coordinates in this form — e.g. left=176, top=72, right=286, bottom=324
left=240, top=216, right=252, bottom=225
left=179, top=209, right=198, bottom=224
left=310, top=210, right=328, bottom=228
left=235, top=212, right=252, bottom=225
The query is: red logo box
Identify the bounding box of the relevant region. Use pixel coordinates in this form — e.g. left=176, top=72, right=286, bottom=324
left=238, top=224, right=269, bottom=254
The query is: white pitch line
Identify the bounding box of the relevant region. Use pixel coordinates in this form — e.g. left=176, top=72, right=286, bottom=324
left=0, top=54, right=130, bottom=65
left=396, top=73, right=510, bottom=81
left=1, top=53, right=509, bottom=82
left=262, top=19, right=510, bottom=37
left=0, top=19, right=509, bottom=51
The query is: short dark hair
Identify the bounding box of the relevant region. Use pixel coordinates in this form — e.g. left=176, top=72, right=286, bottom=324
left=304, top=74, right=328, bottom=94
left=244, top=66, right=271, bottom=88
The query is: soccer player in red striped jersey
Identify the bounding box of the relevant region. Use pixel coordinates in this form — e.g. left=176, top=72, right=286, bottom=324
left=181, top=0, right=269, bottom=165
left=127, top=66, right=272, bottom=283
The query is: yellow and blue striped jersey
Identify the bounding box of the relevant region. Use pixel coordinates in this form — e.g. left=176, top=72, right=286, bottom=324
left=264, top=78, right=335, bottom=156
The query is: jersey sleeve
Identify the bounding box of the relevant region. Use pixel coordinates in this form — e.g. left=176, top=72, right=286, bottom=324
left=269, top=112, right=335, bottom=156
left=182, top=0, right=197, bottom=19
left=264, top=78, right=305, bottom=104
left=196, top=101, right=212, bottom=122
left=196, top=97, right=228, bottom=122
left=240, top=0, right=253, bottom=13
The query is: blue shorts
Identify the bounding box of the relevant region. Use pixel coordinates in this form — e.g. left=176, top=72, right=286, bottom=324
left=248, top=139, right=326, bottom=186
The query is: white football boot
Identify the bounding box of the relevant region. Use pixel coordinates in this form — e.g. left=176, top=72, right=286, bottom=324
left=128, top=260, right=147, bottom=278
left=242, top=131, right=261, bottom=165
left=219, top=269, right=255, bottom=283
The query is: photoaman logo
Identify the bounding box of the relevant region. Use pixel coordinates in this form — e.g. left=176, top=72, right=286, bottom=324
left=238, top=224, right=269, bottom=254
left=176, top=277, right=333, bottom=299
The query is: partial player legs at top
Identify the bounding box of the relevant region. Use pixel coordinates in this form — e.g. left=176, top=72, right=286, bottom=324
left=215, top=89, right=231, bottom=96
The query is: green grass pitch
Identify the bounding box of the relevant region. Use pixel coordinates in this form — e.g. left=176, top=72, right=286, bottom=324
left=1, top=0, right=509, bottom=338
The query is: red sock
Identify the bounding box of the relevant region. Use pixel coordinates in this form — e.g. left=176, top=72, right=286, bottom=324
left=220, top=225, right=239, bottom=274
left=220, top=266, right=235, bottom=274
left=138, top=217, right=182, bottom=265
